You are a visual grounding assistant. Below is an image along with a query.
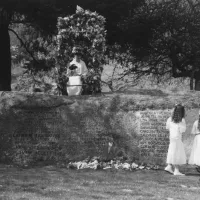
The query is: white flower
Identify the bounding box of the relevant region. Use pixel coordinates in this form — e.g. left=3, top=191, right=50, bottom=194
left=123, top=163, right=131, bottom=170
left=131, top=163, right=138, bottom=168
left=57, top=35, right=62, bottom=39
left=76, top=5, right=84, bottom=13
left=64, top=17, right=69, bottom=21
left=60, top=29, right=67, bottom=33
left=93, top=76, right=97, bottom=80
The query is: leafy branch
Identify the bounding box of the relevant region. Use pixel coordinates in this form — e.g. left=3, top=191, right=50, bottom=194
left=8, top=28, right=38, bottom=63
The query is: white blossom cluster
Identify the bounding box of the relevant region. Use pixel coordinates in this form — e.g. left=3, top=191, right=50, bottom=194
left=67, top=157, right=160, bottom=171
left=56, top=5, right=107, bottom=69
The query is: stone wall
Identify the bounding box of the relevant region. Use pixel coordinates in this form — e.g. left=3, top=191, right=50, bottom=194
left=134, top=108, right=199, bottom=164
left=2, top=106, right=114, bottom=164
left=0, top=92, right=199, bottom=166
left=136, top=110, right=171, bottom=164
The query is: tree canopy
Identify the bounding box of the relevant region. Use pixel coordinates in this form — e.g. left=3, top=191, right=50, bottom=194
left=0, top=0, right=143, bottom=91
left=115, top=0, right=200, bottom=89
left=1, top=0, right=143, bottom=38
left=1, top=0, right=200, bottom=91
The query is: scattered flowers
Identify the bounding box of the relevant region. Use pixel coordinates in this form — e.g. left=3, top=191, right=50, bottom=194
left=67, top=156, right=160, bottom=171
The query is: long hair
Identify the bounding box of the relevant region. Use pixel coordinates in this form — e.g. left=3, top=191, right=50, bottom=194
left=172, top=104, right=185, bottom=123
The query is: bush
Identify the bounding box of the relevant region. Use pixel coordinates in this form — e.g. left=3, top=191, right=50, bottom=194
left=56, top=6, right=107, bottom=95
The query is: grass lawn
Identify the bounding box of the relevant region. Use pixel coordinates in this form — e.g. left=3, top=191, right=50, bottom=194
left=0, top=165, right=199, bottom=200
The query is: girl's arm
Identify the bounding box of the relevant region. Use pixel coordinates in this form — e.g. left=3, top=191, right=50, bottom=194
left=166, top=117, right=171, bottom=130
left=191, top=121, right=200, bottom=135
left=191, top=121, right=197, bottom=135
left=179, top=118, right=186, bottom=133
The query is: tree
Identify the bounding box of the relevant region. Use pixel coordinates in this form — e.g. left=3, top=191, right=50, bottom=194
left=0, top=0, right=145, bottom=91
left=73, top=0, right=145, bottom=45
left=117, top=0, right=200, bottom=90
left=0, top=7, right=12, bottom=90
left=0, top=0, right=61, bottom=91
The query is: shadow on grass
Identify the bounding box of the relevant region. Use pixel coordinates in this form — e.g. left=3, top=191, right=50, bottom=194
left=185, top=173, right=200, bottom=177
left=104, top=88, right=169, bottom=97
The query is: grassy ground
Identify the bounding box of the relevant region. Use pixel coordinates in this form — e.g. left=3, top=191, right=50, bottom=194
left=12, top=64, right=191, bottom=94
left=101, top=64, right=191, bottom=92
left=0, top=165, right=200, bottom=200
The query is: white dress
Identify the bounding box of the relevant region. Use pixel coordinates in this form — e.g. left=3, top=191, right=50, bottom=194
left=166, top=117, right=186, bottom=165
left=188, top=120, right=200, bottom=166
left=66, top=59, right=88, bottom=96
left=67, top=76, right=82, bottom=96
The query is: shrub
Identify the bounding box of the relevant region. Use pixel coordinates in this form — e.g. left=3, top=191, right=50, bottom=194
left=56, top=6, right=107, bottom=95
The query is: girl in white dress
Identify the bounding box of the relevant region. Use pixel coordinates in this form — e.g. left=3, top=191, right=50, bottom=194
left=188, top=111, right=200, bottom=172
left=165, top=104, right=186, bottom=175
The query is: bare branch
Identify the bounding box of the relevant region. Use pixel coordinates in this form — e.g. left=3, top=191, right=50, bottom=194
left=8, top=28, right=38, bottom=63
left=11, top=20, right=33, bottom=24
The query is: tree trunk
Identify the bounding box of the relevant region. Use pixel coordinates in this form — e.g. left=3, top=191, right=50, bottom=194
left=190, top=70, right=194, bottom=90
left=194, top=70, right=200, bottom=91
left=195, top=78, right=200, bottom=91
left=0, top=8, right=11, bottom=91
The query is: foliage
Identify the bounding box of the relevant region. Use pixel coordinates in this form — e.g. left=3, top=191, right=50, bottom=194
left=14, top=69, right=59, bottom=94
left=10, top=23, right=57, bottom=72
left=0, top=0, right=152, bottom=91
left=11, top=6, right=108, bottom=95
left=56, top=6, right=107, bottom=94
left=116, top=0, right=200, bottom=89
left=2, top=0, right=144, bottom=40
left=10, top=23, right=60, bottom=93
left=74, top=0, right=145, bottom=45
left=0, top=0, right=63, bottom=91
left=5, top=0, right=200, bottom=91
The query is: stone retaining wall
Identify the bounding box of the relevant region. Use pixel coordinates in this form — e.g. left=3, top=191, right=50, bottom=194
left=136, top=110, right=171, bottom=163
left=0, top=92, right=198, bottom=166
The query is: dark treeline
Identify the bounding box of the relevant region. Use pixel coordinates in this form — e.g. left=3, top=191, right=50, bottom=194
left=1, top=0, right=200, bottom=91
